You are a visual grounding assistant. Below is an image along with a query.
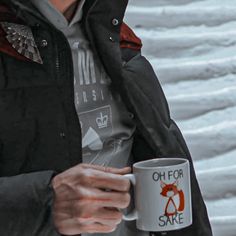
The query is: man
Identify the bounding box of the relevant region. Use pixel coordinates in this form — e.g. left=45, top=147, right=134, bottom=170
left=0, top=0, right=212, bottom=235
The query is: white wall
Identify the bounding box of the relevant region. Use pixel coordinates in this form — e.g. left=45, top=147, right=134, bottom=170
left=125, top=1, right=236, bottom=235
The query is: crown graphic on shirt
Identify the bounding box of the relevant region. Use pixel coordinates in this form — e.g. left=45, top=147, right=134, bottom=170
left=96, top=112, right=108, bottom=129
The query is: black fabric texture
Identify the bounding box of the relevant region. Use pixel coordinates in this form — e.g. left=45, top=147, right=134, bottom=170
left=0, top=171, right=60, bottom=236
left=0, top=0, right=213, bottom=235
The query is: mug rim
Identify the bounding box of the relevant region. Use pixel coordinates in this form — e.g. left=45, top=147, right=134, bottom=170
left=133, top=158, right=189, bottom=170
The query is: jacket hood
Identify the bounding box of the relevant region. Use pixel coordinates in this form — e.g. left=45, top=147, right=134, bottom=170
left=2, top=0, right=129, bottom=16
left=1, top=0, right=34, bottom=11
left=0, top=0, right=47, bottom=25
left=1, top=0, right=129, bottom=29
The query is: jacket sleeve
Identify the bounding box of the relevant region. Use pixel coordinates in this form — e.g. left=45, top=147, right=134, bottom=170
left=123, top=53, right=213, bottom=236
left=0, top=171, right=60, bottom=236
left=133, top=123, right=213, bottom=236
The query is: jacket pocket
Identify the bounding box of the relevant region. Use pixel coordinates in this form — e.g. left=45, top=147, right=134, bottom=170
left=0, top=118, right=36, bottom=176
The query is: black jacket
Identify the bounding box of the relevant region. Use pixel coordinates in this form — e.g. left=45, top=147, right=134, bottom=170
left=0, top=0, right=212, bottom=235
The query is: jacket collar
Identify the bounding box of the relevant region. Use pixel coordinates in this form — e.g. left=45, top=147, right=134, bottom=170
left=1, top=0, right=86, bottom=27
left=3, top=0, right=52, bottom=27
left=2, top=0, right=128, bottom=34
left=2, top=0, right=129, bottom=64
left=6, top=0, right=94, bottom=22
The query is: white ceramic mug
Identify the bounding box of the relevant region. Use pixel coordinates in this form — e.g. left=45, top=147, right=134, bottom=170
left=123, top=158, right=192, bottom=232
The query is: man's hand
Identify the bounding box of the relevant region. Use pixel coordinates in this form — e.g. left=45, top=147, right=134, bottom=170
left=52, top=164, right=131, bottom=235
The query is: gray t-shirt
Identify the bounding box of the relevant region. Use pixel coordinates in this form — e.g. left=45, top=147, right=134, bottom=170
left=31, top=1, right=148, bottom=236
left=31, top=0, right=136, bottom=168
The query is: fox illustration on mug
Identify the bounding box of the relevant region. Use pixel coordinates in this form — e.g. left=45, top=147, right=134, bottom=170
left=157, top=180, right=186, bottom=227
left=160, top=181, right=185, bottom=217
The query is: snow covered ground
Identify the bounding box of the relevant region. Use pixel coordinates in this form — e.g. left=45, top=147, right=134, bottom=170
left=125, top=1, right=236, bottom=235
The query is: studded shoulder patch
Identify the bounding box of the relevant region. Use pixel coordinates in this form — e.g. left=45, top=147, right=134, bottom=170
left=0, top=22, right=43, bottom=64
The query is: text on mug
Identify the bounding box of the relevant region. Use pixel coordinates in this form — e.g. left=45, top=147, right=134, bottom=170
left=159, top=213, right=184, bottom=227
left=152, top=169, right=184, bottom=182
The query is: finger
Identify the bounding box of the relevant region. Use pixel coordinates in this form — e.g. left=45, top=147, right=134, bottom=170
left=78, top=206, right=122, bottom=221
left=55, top=201, right=123, bottom=224
left=93, top=207, right=123, bottom=226
left=77, top=191, right=131, bottom=209
left=82, top=164, right=131, bottom=175
left=95, top=190, right=131, bottom=209
left=81, top=169, right=131, bottom=192
left=94, top=207, right=123, bottom=220
left=94, top=217, right=122, bottom=226
left=56, top=218, right=117, bottom=235
left=94, top=172, right=131, bottom=192
left=57, top=193, right=129, bottom=222
left=58, top=215, right=120, bottom=227
left=82, top=222, right=117, bottom=234
left=97, top=193, right=130, bottom=209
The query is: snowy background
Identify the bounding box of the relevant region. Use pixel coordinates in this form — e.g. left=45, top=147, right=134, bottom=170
left=125, top=1, right=236, bottom=235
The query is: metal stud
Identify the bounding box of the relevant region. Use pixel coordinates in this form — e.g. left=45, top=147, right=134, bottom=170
left=112, top=18, right=119, bottom=26
left=109, top=36, right=115, bottom=42
left=129, top=113, right=134, bottom=119
left=40, top=39, right=48, bottom=48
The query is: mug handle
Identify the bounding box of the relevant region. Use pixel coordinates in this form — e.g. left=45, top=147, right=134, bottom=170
left=122, top=174, right=138, bottom=221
